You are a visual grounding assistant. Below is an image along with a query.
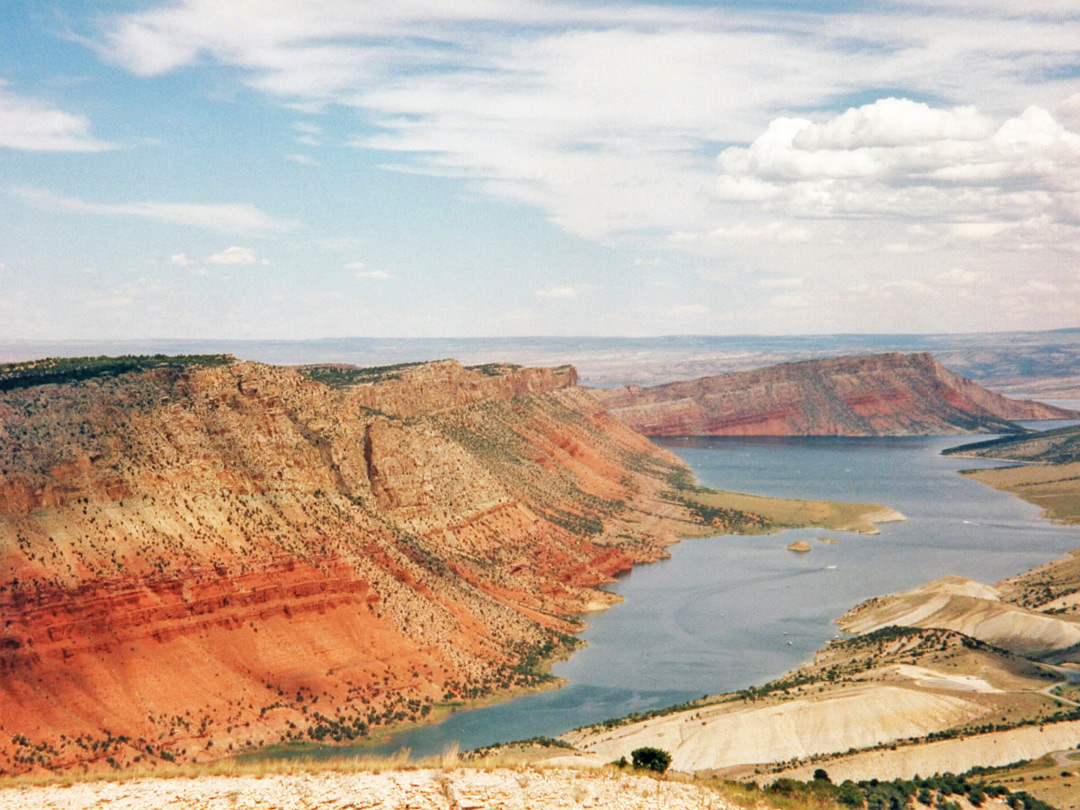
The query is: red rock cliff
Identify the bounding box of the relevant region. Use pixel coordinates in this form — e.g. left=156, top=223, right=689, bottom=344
left=0, top=358, right=693, bottom=773
left=595, top=352, right=1078, bottom=437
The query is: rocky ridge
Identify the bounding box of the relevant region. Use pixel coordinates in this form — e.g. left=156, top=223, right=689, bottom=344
left=0, top=357, right=703, bottom=774
left=594, top=352, right=1077, bottom=437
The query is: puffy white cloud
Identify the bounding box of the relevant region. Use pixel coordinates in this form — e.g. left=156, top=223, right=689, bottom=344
left=169, top=253, right=193, bottom=266
left=11, top=187, right=295, bottom=234
left=0, top=81, right=116, bottom=152
left=714, top=100, right=1080, bottom=241
left=206, top=246, right=270, bottom=265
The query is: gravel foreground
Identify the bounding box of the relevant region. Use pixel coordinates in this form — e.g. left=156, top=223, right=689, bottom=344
left=0, top=768, right=736, bottom=809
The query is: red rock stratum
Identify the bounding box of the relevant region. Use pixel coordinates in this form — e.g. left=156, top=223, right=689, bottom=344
left=594, top=352, right=1077, bottom=437
left=0, top=358, right=701, bottom=774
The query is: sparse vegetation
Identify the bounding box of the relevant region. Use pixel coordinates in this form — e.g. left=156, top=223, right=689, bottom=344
left=0, top=354, right=233, bottom=391
left=297, top=361, right=438, bottom=388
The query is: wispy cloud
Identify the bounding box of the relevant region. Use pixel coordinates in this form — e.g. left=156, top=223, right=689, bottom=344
left=0, top=80, right=117, bottom=152
left=207, top=246, right=269, bottom=266
left=285, top=153, right=320, bottom=166
left=345, top=261, right=390, bottom=279
left=95, top=2, right=1080, bottom=242
left=11, top=187, right=296, bottom=235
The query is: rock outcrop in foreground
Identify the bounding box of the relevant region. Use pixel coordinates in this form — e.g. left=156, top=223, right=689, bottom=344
left=0, top=357, right=701, bottom=773
left=595, top=352, right=1077, bottom=437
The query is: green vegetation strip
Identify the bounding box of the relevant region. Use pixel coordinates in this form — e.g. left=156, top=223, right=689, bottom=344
left=0, top=354, right=234, bottom=392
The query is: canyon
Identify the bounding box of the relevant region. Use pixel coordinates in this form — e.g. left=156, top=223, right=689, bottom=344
left=0, top=357, right=720, bottom=774
left=595, top=352, right=1077, bottom=437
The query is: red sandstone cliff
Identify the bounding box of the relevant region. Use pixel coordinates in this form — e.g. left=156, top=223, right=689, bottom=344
left=594, top=353, right=1078, bottom=437
left=0, top=358, right=699, bottom=774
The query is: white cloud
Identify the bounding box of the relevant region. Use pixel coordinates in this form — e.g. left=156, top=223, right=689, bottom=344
left=285, top=153, right=320, bottom=166
left=535, top=286, right=579, bottom=299
left=345, top=261, right=390, bottom=279
left=666, top=304, right=708, bottom=317
left=170, top=252, right=193, bottom=266
left=939, top=267, right=986, bottom=285
left=713, top=100, right=1080, bottom=249
left=0, top=80, right=117, bottom=152
left=758, top=276, right=805, bottom=289
left=95, top=2, right=1080, bottom=244
left=709, top=222, right=812, bottom=244
left=11, top=187, right=295, bottom=234
left=206, top=246, right=270, bottom=266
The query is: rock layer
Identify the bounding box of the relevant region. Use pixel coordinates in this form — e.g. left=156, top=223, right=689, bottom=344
left=0, top=358, right=698, bottom=773
left=595, top=352, right=1077, bottom=437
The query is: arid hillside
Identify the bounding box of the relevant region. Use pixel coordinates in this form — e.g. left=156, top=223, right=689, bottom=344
left=595, top=352, right=1076, bottom=437
left=0, top=356, right=715, bottom=774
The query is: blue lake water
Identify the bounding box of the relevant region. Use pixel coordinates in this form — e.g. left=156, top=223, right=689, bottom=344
left=269, top=424, right=1080, bottom=761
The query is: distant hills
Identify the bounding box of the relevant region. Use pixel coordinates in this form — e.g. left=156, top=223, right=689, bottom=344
left=2, top=328, right=1079, bottom=390
left=594, top=352, right=1077, bottom=437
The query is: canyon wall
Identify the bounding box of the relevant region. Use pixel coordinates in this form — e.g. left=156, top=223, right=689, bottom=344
left=0, top=358, right=700, bottom=773
left=595, top=352, right=1077, bottom=437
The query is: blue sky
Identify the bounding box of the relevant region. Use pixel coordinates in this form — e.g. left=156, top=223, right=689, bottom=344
left=1, top=0, right=1079, bottom=340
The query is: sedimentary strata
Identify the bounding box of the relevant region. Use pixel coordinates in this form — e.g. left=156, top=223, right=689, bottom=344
left=0, top=357, right=705, bottom=773
left=595, top=353, right=1076, bottom=436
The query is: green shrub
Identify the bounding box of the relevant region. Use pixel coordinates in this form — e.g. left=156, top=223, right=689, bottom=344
left=630, top=746, right=672, bottom=774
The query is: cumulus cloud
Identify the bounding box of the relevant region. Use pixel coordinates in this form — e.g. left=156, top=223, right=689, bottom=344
left=206, top=246, right=269, bottom=265
left=714, top=100, right=1080, bottom=251
left=0, top=80, right=117, bottom=152
left=169, top=252, right=193, bottom=266
left=11, top=187, right=295, bottom=234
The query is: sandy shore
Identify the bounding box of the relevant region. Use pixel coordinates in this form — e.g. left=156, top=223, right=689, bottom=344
left=0, top=768, right=737, bottom=810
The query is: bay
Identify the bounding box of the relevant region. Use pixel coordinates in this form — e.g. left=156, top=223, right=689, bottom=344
left=263, top=425, right=1080, bottom=762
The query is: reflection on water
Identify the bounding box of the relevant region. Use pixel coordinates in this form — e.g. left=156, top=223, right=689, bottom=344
left=259, top=429, right=1080, bottom=762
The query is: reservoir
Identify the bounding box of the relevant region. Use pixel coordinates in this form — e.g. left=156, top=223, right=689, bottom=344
left=268, top=427, right=1080, bottom=761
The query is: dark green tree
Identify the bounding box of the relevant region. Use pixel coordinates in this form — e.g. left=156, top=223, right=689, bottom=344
left=630, top=746, right=672, bottom=774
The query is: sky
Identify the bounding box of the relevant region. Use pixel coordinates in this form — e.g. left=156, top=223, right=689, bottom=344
left=1, top=0, right=1079, bottom=340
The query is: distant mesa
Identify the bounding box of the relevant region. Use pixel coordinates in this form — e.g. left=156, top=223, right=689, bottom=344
left=594, top=352, right=1078, bottom=437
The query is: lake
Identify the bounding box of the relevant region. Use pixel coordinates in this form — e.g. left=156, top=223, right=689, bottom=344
left=263, top=425, right=1080, bottom=761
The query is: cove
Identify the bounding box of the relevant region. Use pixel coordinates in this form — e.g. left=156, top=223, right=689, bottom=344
left=261, top=427, right=1080, bottom=762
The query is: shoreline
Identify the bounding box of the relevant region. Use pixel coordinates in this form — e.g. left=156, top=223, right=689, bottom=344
left=233, top=487, right=903, bottom=766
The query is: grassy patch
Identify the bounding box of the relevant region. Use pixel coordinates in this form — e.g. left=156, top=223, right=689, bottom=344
left=678, top=488, right=898, bottom=535
left=962, top=463, right=1080, bottom=524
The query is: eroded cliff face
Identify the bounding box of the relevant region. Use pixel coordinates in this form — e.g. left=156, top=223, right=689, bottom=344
left=0, top=359, right=696, bottom=773
left=594, top=353, right=1078, bottom=437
